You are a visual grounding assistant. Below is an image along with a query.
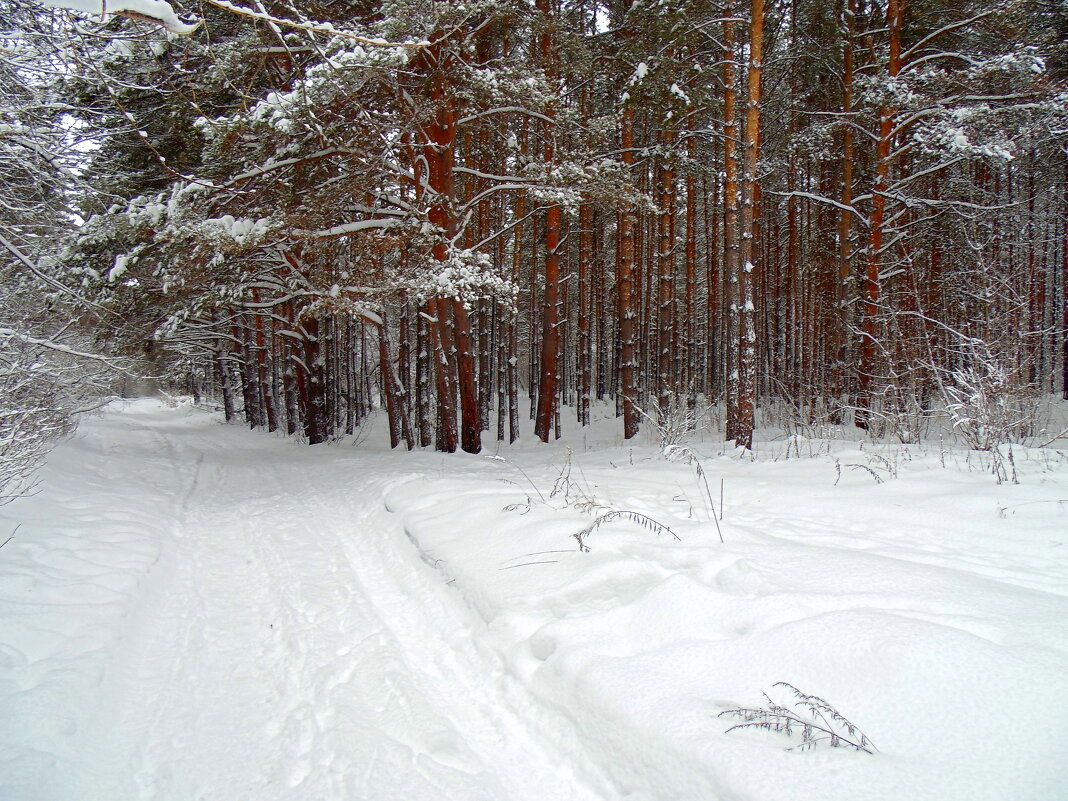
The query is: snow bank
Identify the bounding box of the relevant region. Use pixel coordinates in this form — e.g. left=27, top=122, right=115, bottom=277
left=388, top=436, right=1068, bottom=801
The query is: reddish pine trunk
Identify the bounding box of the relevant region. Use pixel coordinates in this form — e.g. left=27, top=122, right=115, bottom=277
left=657, top=129, right=676, bottom=412
left=618, top=105, right=639, bottom=439
left=1062, top=155, right=1068, bottom=399
left=857, top=0, right=902, bottom=429
left=578, top=201, right=593, bottom=426
left=685, top=137, right=697, bottom=399
left=416, top=33, right=478, bottom=452
left=707, top=169, right=720, bottom=392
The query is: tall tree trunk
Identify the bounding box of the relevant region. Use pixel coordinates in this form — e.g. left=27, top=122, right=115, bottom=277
left=657, top=127, right=676, bottom=413
left=415, top=29, right=473, bottom=452
left=535, top=0, right=560, bottom=443
left=578, top=200, right=593, bottom=426
left=213, top=313, right=236, bottom=422
left=835, top=0, right=856, bottom=420
left=416, top=303, right=434, bottom=447
left=301, top=313, right=327, bottom=445
left=618, top=104, right=640, bottom=439
left=453, top=299, right=481, bottom=452
left=239, top=316, right=262, bottom=429
left=684, top=136, right=697, bottom=402
left=857, top=0, right=903, bottom=429
left=1062, top=153, right=1068, bottom=399
left=377, top=314, right=415, bottom=450
left=722, top=15, right=743, bottom=445
left=427, top=296, right=458, bottom=452
left=509, top=174, right=525, bottom=443
left=725, top=0, right=763, bottom=450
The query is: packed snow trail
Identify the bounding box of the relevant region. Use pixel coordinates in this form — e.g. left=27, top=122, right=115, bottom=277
left=0, top=400, right=609, bottom=801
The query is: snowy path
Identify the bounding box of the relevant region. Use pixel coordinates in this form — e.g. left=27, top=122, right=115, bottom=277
left=1, top=401, right=605, bottom=801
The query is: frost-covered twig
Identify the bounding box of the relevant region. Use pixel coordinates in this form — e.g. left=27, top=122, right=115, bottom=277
left=1033, top=426, right=1068, bottom=449
left=486, top=454, right=546, bottom=503
left=720, top=682, right=877, bottom=754
left=845, top=462, right=885, bottom=484
left=573, top=510, right=679, bottom=553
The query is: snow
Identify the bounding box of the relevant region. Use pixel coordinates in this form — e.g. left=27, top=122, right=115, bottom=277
left=107, top=254, right=129, bottom=283
left=669, top=83, right=691, bottom=105
left=203, top=214, right=273, bottom=244
left=41, top=0, right=199, bottom=33
left=2, top=399, right=1067, bottom=800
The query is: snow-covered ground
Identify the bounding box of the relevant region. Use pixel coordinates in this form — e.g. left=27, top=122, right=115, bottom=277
left=2, top=399, right=1066, bottom=800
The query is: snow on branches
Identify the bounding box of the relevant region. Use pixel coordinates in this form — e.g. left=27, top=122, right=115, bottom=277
left=40, top=0, right=200, bottom=33
left=411, top=247, right=516, bottom=311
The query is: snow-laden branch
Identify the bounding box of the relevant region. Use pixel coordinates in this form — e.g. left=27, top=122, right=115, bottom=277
left=458, top=183, right=535, bottom=215
left=0, top=328, right=132, bottom=371
left=768, top=191, right=868, bottom=223
left=899, top=8, right=1003, bottom=65
left=40, top=0, right=434, bottom=44
left=453, top=166, right=534, bottom=183
left=40, top=0, right=201, bottom=34
left=200, top=0, right=428, bottom=47
left=456, top=107, right=556, bottom=127
left=290, top=218, right=401, bottom=240
left=0, top=231, right=116, bottom=317
left=217, top=148, right=361, bottom=189
left=887, top=156, right=965, bottom=192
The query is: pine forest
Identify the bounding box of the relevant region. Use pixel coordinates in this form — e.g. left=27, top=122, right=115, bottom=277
left=6, top=2, right=1068, bottom=797
left=4, top=0, right=1068, bottom=468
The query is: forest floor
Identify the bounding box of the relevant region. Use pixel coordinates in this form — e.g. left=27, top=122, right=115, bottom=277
left=1, top=398, right=1067, bottom=801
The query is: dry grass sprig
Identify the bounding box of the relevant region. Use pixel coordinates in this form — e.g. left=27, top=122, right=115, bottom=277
left=720, top=682, right=877, bottom=754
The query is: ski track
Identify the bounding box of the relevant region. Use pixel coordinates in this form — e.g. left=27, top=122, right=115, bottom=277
left=8, top=402, right=606, bottom=801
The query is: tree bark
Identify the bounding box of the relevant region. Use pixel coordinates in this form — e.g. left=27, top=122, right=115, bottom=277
left=534, top=0, right=561, bottom=443
left=618, top=104, right=640, bottom=439
left=857, top=0, right=903, bottom=429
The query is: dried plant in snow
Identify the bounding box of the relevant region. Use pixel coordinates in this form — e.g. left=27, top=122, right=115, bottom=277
left=720, top=682, right=877, bottom=754
left=572, top=510, right=679, bottom=553
left=491, top=450, right=681, bottom=553
left=635, top=397, right=707, bottom=454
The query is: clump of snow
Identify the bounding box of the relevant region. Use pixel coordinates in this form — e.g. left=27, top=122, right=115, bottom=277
left=41, top=0, right=200, bottom=33
left=203, top=214, right=272, bottom=245
left=107, top=254, right=130, bottom=283
left=413, top=247, right=518, bottom=310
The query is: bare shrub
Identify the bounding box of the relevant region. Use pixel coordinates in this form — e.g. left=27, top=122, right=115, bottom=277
left=928, top=337, right=1042, bottom=484
left=0, top=278, right=129, bottom=503
left=635, top=396, right=706, bottom=454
